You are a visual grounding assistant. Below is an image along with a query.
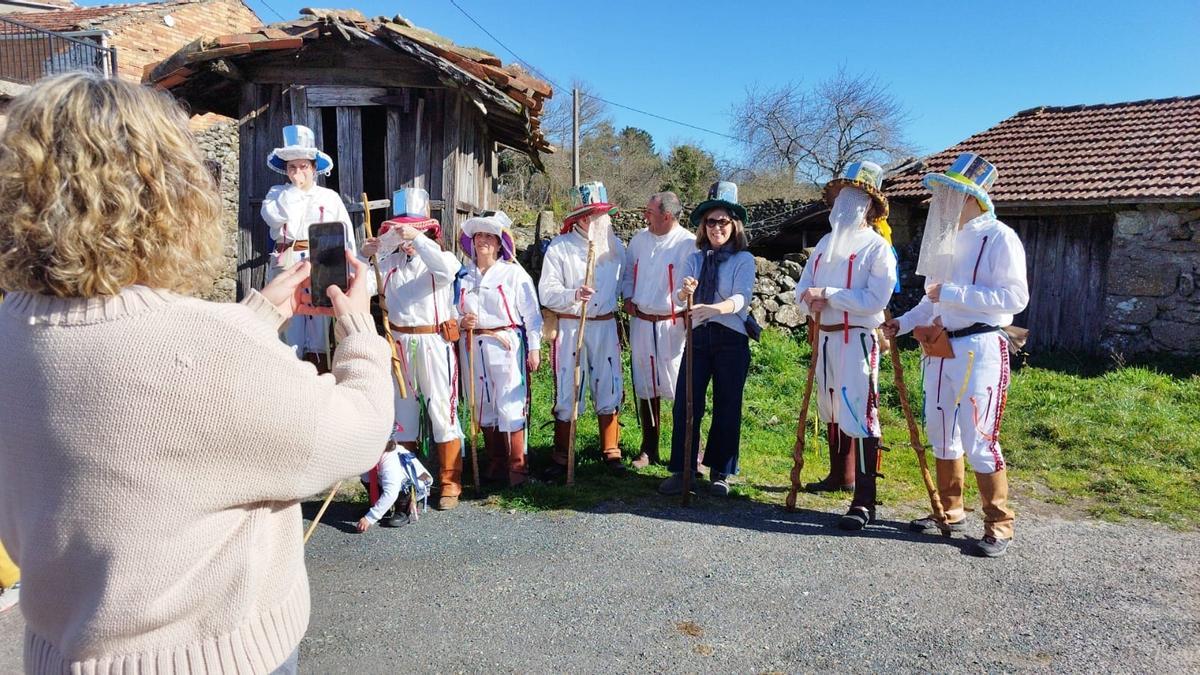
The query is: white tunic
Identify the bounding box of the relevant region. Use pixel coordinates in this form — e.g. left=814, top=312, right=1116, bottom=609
left=895, top=213, right=1030, bottom=473
left=459, top=261, right=543, bottom=431
left=793, top=228, right=897, bottom=438
left=377, top=235, right=463, bottom=444
left=620, top=225, right=695, bottom=401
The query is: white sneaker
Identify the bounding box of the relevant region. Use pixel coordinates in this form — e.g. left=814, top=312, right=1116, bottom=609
left=0, top=582, right=19, bottom=614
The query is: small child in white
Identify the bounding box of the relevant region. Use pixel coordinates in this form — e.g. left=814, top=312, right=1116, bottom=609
left=357, top=443, right=433, bottom=532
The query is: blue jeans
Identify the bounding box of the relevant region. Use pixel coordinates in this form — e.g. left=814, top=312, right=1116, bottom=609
left=669, top=323, right=751, bottom=477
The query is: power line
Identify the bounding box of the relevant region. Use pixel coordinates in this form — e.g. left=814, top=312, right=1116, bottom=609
left=256, top=0, right=287, bottom=22
left=446, top=0, right=740, bottom=143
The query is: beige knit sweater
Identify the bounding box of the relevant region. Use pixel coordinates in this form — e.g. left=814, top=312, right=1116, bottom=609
left=0, top=286, right=394, bottom=674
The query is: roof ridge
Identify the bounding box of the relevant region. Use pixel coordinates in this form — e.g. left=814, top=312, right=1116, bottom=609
left=1016, top=94, right=1200, bottom=117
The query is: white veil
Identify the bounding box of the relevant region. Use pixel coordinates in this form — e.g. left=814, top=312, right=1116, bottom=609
left=916, top=183, right=968, bottom=288
left=825, top=187, right=871, bottom=266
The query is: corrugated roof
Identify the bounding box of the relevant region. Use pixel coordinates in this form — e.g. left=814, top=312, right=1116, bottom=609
left=884, top=95, right=1200, bottom=205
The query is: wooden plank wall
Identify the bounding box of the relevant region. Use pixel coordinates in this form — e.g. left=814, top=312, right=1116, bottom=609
left=1009, top=213, right=1113, bottom=353
left=237, top=84, right=495, bottom=297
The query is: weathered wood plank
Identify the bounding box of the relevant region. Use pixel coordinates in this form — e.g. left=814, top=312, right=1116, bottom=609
left=1044, top=223, right=1068, bottom=349
left=385, top=105, right=405, bottom=196
left=307, top=85, right=389, bottom=107
left=442, top=91, right=461, bottom=252
left=336, top=106, right=364, bottom=244
left=236, top=82, right=259, bottom=301
left=242, top=65, right=441, bottom=89
left=427, top=89, right=444, bottom=201
left=411, top=94, right=427, bottom=192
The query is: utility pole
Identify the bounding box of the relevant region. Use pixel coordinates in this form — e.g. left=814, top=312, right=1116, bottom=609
left=572, top=87, right=580, bottom=186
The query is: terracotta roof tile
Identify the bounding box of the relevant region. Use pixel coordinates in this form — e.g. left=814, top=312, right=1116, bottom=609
left=885, top=96, right=1200, bottom=205
left=10, top=1, right=202, bottom=31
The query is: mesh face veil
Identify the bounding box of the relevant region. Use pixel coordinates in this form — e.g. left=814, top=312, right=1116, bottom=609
left=826, top=187, right=871, bottom=265
left=579, top=212, right=620, bottom=266
left=916, top=182, right=969, bottom=286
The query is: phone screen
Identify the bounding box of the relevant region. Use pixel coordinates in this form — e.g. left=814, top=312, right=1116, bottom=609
left=308, top=222, right=347, bottom=308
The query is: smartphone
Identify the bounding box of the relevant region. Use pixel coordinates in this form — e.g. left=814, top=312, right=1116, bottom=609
left=308, top=222, right=348, bottom=308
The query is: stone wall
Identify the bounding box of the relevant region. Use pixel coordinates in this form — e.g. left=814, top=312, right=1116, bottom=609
left=196, top=120, right=240, bottom=302
left=1102, top=204, right=1200, bottom=355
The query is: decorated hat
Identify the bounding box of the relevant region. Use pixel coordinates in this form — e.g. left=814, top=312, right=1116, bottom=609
left=562, top=181, right=617, bottom=230
left=267, top=125, right=333, bottom=176
left=689, top=181, right=747, bottom=227
left=461, top=210, right=516, bottom=261
left=823, top=160, right=889, bottom=223
left=922, top=152, right=998, bottom=213
left=380, top=188, right=441, bottom=239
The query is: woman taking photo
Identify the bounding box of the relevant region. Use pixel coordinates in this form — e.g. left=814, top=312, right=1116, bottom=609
left=458, top=212, right=543, bottom=487
left=659, top=182, right=757, bottom=497
left=0, top=73, right=393, bottom=674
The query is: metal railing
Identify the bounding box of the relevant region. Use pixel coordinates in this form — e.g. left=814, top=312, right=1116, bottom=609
left=0, top=15, right=117, bottom=85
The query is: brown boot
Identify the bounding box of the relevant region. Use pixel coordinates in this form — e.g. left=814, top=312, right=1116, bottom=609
left=976, top=468, right=1015, bottom=541
left=806, top=423, right=855, bottom=492
left=911, top=456, right=967, bottom=534
left=598, top=413, right=622, bottom=466
left=435, top=439, right=462, bottom=510
left=632, top=398, right=661, bottom=469
left=482, top=427, right=507, bottom=484
left=544, top=419, right=571, bottom=479
left=505, top=428, right=528, bottom=487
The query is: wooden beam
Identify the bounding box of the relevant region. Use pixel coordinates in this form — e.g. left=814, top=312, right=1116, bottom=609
left=242, top=65, right=442, bottom=88
left=336, top=106, right=364, bottom=243
left=412, top=94, right=428, bottom=192
left=385, top=104, right=405, bottom=195
left=306, top=85, right=389, bottom=107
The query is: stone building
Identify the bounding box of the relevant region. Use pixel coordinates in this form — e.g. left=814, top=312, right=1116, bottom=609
left=884, top=95, right=1200, bottom=356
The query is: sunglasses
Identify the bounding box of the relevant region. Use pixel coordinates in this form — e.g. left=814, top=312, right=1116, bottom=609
left=703, top=217, right=734, bottom=229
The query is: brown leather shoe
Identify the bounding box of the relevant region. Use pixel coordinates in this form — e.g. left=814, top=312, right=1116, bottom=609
left=436, top=494, right=459, bottom=510
left=632, top=398, right=661, bottom=468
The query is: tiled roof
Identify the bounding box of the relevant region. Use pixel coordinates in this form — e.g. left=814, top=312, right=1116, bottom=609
left=9, top=1, right=196, bottom=31
left=143, top=9, right=553, bottom=155
left=884, top=95, right=1200, bottom=205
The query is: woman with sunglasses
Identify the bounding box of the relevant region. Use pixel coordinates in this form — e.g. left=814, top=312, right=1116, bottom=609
left=659, top=182, right=757, bottom=497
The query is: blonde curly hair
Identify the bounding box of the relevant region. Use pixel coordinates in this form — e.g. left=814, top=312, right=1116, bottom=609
left=0, top=72, right=222, bottom=298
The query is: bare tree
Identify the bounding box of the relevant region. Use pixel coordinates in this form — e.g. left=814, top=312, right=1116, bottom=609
left=732, top=69, right=911, bottom=184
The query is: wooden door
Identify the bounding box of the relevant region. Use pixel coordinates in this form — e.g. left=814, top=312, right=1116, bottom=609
left=1008, top=213, right=1113, bottom=353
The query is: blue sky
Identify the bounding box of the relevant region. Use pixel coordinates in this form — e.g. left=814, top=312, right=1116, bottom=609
left=139, top=0, right=1200, bottom=163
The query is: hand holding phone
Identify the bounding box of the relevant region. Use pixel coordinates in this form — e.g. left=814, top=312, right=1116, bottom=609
left=297, top=251, right=371, bottom=318
left=307, top=222, right=349, bottom=308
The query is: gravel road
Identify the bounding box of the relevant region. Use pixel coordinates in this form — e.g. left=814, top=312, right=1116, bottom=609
left=3, top=497, right=1198, bottom=673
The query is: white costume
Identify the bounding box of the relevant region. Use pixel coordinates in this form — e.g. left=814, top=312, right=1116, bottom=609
left=621, top=225, right=694, bottom=401
left=260, top=183, right=357, bottom=357
left=895, top=212, right=1028, bottom=473
left=459, top=261, right=543, bottom=432
left=539, top=228, right=625, bottom=420
left=378, top=234, right=463, bottom=444
left=361, top=449, right=433, bottom=524
left=794, top=228, right=897, bottom=439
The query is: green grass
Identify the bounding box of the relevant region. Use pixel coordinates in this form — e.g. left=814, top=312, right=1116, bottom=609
left=459, top=329, right=1200, bottom=529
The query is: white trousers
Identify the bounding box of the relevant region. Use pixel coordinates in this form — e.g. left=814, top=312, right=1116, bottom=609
left=267, top=257, right=330, bottom=357
left=922, top=331, right=1010, bottom=473
left=391, top=332, right=461, bottom=443
left=463, top=327, right=529, bottom=433
left=629, top=315, right=686, bottom=401
left=552, top=317, right=622, bottom=420
left=814, top=326, right=882, bottom=439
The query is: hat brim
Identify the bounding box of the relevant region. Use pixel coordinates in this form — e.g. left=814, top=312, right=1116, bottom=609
left=380, top=217, right=441, bottom=240
left=922, top=173, right=994, bottom=213
left=562, top=203, right=617, bottom=229
left=460, top=217, right=515, bottom=261
left=823, top=178, right=890, bottom=222
left=268, top=148, right=333, bottom=176
left=689, top=199, right=747, bottom=227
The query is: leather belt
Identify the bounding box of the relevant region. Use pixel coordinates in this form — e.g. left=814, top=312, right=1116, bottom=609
left=818, top=323, right=869, bottom=332
left=947, top=323, right=1002, bottom=339
left=388, top=323, right=438, bottom=335
left=633, top=306, right=676, bottom=323
left=274, top=239, right=309, bottom=254
left=474, top=326, right=514, bottom=336
left=555, top=311, right=615, bottom=321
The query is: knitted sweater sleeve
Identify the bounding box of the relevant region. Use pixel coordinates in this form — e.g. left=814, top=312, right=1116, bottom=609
left=224, top=293, right=394, bottom=502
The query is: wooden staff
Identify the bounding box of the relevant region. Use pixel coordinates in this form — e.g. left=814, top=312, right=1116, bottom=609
left=466, top=327, right=481, bottom=491
left=303, top=480, right=342, bottom=544
left=361, top=193, right=407, bottom=400
left=681, top=296, right=695, bottom=506
left=883, top=310, right=946, bottom=526
left=565, top=237, right=597, bottom=487
left=785, top=311, right=821, bottom=511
